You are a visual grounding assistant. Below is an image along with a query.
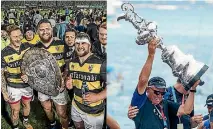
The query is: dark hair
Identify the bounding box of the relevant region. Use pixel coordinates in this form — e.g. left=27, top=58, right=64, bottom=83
left=63, top=28, right=77, bottom=41
left=95, top=17, right=102, bottom=22
left=37, top=18, right=52, bottom=29
left=1, top=24, right=8, bottom=31
left=60, top=15, right=66, bottom=21
left=36, top=10, right=39, bottom=14
left=65, top=28, right=77, bottom=36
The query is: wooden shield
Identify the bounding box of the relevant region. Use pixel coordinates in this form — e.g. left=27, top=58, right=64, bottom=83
left=21, top=48, right=61, bottom=96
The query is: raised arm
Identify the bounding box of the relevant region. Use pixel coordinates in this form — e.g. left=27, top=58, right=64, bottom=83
left=183, top=80, right=200, bottom=114
left=137, top=39, right=158, bottom=94
left=177, top=80, right=200, bottom=116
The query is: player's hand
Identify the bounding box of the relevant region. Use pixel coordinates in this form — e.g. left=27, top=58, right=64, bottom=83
left=2, top=91, right=10, bottom=102
left=83, top=92, right=100, bottom=104
left=190, top=80, right=200, bottom=90
left=191, top=114, right=203, bottom=124
left=128, top=105, right=139, bottom=119
left=66, top=75, right=73, bottom=90
left=177, top=104, right=185, bottom=117
left=21, top=74, right=28, bottom=83
left=148, top=38, right=158, bottom=56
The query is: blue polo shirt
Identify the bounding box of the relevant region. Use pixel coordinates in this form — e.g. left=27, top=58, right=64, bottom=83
left=131, top=88, right=180, bottom=129
left=202, top=115, right=210, bottom=129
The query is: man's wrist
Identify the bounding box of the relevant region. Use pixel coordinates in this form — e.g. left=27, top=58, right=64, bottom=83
left=148, top=54, right=155, bottom=58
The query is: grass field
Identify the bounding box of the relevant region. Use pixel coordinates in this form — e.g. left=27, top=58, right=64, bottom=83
left=1, top=95, right=72, bottom=129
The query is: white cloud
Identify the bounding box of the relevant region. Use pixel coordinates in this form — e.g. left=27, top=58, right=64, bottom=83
left=205, top=0, right=213, bottom=4
left=133, top=4, right=190, bottom=10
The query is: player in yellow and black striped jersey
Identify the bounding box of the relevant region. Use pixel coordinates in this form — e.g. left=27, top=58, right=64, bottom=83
left=32, top=18, right=69, bottom=129
left=66, top=32, right=106, bottom=129
left=2, top=42, right=32, bottom=88
left=34, top=39, right=66, bottom=72
left=1, top=25, right=34, bottom=129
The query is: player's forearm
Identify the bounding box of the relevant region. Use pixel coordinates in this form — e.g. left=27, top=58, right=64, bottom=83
left=137, top=55, right=155, bottom=93
left=184, top=91, right=195, bottom=114
left=190, top=119, right=198, bottom=128
left=1, top=69, right=8, bottom=99
left=97, top=87, right=107, bottom=100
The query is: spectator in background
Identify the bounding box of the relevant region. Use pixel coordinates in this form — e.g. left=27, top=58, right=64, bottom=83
left=1, top=25, right=10, bottom=50
left=198, top=94, right=213, bottom=129
left=49, top=20, right=58, bottom=38
left=92, top=23, right=107, bottom=60
left=76, top=10, right=84, bottom=26
left=33, top=10, right=43, bottom=27
left=19, top=12, right=24, bottom=25
left=87, top=17, right=98, bottom=43
left=57, top=15, right=68, bottom=39
left=95, top=17, right=102, bottom=29
left=21, top=25, right=40, bottom=45
left=65, top=7, right=69, bottom=16
left=75, top=18, right=87, bottom=33
left=3, top=16, right=9, bottom=25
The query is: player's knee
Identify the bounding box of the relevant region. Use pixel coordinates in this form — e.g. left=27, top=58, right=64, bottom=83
left=42, top=101, right=52, bottom=112
left=11, top=108, right=20, bottom=118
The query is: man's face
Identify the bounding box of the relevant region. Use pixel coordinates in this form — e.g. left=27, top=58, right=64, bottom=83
left=1, top=30, right=8, bottom=39
left=65, top=32, right=75, bottom=46
left=147, top=86, right=166, bottom=105
left=38, top=23, right=53, bottom=43
left=25, top=30, right=34, bottom=41
left=75, top=41, right=91, bottom=57
left=9, top=29, right=23, bottom=48
left=99, top=27, right=107, bottom=45
left=207, top=105, right=213, bottom=114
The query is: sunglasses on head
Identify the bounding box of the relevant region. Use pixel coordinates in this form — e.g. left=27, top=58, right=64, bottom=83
left=150, top=87, right=166, bottom=96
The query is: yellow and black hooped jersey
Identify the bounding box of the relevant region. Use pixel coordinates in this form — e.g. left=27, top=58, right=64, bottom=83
left=1, top=43, right=32, bottom=88
left=21, top=34, right=40, bottom=45
left=69, top=54, right=106, bottom=115
left=34, top=40, right=65, bottom=72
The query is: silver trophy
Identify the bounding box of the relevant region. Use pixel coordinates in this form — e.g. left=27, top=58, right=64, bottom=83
left=117, top=3, right=209, bottom=90
left=21, top=48, right=62, bottom=96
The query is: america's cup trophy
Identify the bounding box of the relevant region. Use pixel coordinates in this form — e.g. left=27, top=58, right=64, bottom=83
left=117, top=3, right=209, bottom=90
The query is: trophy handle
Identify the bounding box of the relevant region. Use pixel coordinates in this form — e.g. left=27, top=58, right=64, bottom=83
left=117, top=3, right=144, bottom=32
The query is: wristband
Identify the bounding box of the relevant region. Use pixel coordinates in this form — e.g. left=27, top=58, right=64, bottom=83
left=190, top=90, right=196, bottom=93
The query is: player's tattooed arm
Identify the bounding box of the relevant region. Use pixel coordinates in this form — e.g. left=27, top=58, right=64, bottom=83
left=1, top=68, right=9, bottom=101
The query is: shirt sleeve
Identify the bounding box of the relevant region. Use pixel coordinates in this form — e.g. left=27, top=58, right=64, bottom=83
left=131, top=88, right=147, bottom=109
left=203, top=115, right=209, bottom=121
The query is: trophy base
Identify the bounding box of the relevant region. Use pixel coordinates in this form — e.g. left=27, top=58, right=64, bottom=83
left=185, top=64, right=209, bottom=91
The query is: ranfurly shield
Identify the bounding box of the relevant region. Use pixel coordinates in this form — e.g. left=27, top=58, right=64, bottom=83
left=21, top=48, right=62, bottom=96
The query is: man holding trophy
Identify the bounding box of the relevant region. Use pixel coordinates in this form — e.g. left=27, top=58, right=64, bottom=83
left=117, top=3, right=209, bottom=129
left=130, top=38, right=200, bottom=129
